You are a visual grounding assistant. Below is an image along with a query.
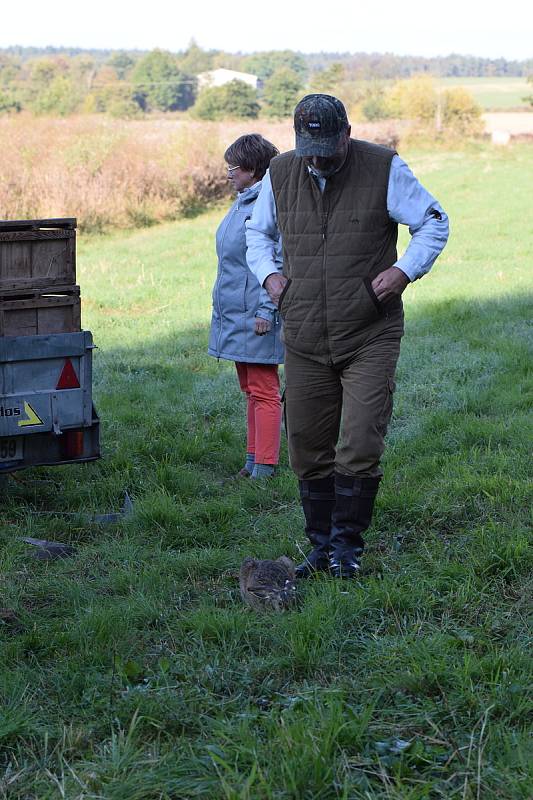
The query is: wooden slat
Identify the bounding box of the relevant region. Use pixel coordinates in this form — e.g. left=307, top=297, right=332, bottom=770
left=0, top=230, right=75, bottom=242
left=0, top=236, right=76, bottom=291
left=0, top=241, right=31, bottom=281
left=0, top=295, right=81, bottom=336
left=1, top=296, right=78, bottom=311
left=0, top=284, right=80, bottom=301
left=31, top=237, right=72, bottom=283
left=0, top=218, right=77, bottom=231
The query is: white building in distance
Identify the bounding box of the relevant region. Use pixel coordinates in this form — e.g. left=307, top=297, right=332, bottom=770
left=197, top=68, right=260, bottom=90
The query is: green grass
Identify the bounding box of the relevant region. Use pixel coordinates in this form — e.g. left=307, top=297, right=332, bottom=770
left=1, top=142, right=532, bottom=799
left=436, top=77, right=531, bottom=110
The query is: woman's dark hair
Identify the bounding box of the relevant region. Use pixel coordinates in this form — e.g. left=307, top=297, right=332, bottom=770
left=224, top=134, right=279, bottom=180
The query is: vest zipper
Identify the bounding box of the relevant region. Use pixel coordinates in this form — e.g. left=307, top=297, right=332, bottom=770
left=321, top=206, right=332, bottom=365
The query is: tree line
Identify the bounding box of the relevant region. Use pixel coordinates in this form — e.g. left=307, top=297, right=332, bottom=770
left=0, top=43, right=530, bottom=119
left=3, top=43, right=532, bottom=77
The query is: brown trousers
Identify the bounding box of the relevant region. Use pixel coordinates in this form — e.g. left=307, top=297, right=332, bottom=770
left=284, top=312, right=404, bottom=480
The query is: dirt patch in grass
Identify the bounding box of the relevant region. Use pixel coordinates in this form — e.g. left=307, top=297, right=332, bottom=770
left=483, top=111, right=533, bottom=134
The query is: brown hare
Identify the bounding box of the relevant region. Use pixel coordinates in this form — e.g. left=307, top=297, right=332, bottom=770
left=239, top=556, right=297, bottom=611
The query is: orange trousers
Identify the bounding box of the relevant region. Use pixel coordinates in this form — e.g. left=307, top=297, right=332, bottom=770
left=235, top=362, right=281, bottom=465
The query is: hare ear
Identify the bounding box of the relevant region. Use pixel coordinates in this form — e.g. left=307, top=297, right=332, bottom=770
left=276, top=556, right=295, bottom=570
left=240, top=557, right=257, bottom=576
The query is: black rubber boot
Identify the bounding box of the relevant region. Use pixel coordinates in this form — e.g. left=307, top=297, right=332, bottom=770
left=295, top=476, right=335, bottom=578
left=329, top=473, right=381, bottom=578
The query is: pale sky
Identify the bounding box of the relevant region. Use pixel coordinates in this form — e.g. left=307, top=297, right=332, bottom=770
left=1, top=0, right=531, bottom=61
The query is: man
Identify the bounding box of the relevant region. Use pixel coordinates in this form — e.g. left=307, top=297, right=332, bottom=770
left=246, top=94, right=449, bottom=579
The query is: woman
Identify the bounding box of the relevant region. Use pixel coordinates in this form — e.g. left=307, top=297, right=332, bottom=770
left=208, top=134, right=283, bottom=479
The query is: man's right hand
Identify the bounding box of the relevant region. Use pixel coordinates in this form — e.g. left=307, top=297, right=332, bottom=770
left=264, top=273, right=288, bottom=307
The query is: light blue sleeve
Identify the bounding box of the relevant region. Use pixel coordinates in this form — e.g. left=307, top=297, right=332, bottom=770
left=245, top=170, right=283, bottom=287
left=388, top=155, right=449, bottom=281
left=255, top=286, right=278, bottom=321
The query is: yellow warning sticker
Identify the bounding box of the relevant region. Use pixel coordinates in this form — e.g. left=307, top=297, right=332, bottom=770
left=18, top=401, right=44, bottom=427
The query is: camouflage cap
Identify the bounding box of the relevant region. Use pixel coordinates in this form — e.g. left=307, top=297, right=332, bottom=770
left=294, top=94, right=349, bottom=157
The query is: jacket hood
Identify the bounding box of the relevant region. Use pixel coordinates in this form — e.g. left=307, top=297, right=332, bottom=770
left=236, top=180, right=262, bottom=208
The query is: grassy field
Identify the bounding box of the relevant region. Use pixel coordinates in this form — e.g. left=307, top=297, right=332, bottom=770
left=437, top=77, right=531, bottom=110
left=1, top=142, right=532, bottom=799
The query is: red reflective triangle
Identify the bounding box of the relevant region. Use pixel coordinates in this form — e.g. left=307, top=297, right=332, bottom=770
left=56, top=359, right=80, bottom=390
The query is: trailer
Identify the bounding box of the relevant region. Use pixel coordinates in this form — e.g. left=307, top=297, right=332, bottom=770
left=0, top=218, right=100, bottom=474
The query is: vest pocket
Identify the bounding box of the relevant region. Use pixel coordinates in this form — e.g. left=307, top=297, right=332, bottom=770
left=278, top=278, right=292, bottom=313
left=363, top=278, right=383, bottom=315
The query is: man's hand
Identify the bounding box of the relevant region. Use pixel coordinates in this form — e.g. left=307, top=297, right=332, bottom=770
left=254, top=317, right=272, bottom=336
left=371, top=266, right=410, bottom=303
left=264, top=273, right=288, bottom=307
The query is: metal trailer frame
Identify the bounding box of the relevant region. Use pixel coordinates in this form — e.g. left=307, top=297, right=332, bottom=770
left=0, top=331, right=100, bottom=474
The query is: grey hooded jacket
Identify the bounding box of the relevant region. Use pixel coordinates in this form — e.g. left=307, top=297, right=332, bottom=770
left=208, top=181, right=284, bottom=364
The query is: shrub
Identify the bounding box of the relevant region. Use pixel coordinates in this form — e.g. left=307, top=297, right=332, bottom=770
left=84, top=85, right=142, bottom=119
left=30, top=76, right=82, bottom=116
left=0, top=90, right=20, bottom=114
left=309, top=63, right=346, bottom=95
left=442, top=87, right=483, bottom=135
left=132, top=50, right=196, bottom=112
left=0, top=117, right=233, bottom=230
left=384, top=75, right=437, bottom=124
left=262, top=68, right=303, bottom=118
left=361, top=84, right=390, bottom=121
left=383, top=75, right=483, bottom=139
left=193, top=80, right=259, bottom=120
left=522, top=75, right=533, bottom=107
left=243, top=51, right=307, bottom=82
left=0, top=116, right=406, bottom=231
left=106, top=52, right=136, bottom=80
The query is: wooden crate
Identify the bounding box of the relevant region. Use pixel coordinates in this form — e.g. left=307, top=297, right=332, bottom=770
left=0, top=286, right=81, bottom=337
left=0, top=218, right=76, bottom=292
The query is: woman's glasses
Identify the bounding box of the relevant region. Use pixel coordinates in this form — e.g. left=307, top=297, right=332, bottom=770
left=227, top=165, right=241, bottom=174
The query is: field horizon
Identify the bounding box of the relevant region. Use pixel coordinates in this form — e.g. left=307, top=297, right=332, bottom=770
left=437, top=77, right=531, bottom=110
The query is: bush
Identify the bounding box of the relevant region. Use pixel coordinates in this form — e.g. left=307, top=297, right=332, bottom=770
left=442, top=87, right=483, bottom=135
left=84, top=85, right=142, bottom=119
left=0, top=90, right=20, bottom=114
left=0, top=116, right=405, bottom=231
left=243, top=51, right=307, bottom=82
left=383, top=75, right=483, bottom=139
left=384, top=75, right=436, bottom=123
left=30, top=76, right=82, bottom=116
left=309, top=63, right=345, bottom=95
left=0, top=116, right=234, bottom=230
left=132, top=50, right=195, bottom=112
left=106, top=52, right=136, bottom=80
left=193, top=80, right=259, bottom=120
left=522, top=75, right=533, bottom=107
left=262, top=68, right=302, bottom=118
left=360, top=84, right=390, bottom=121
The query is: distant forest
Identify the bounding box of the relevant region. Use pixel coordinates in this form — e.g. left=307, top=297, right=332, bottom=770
left=2, top=44, right=532, bottom=78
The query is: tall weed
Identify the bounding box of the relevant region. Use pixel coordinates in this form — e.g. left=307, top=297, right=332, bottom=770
left=0, top=115, right=403, bottom=231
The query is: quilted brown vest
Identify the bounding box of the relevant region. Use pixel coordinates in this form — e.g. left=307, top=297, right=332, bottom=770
left=269, top=139, right=399, bottom=364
